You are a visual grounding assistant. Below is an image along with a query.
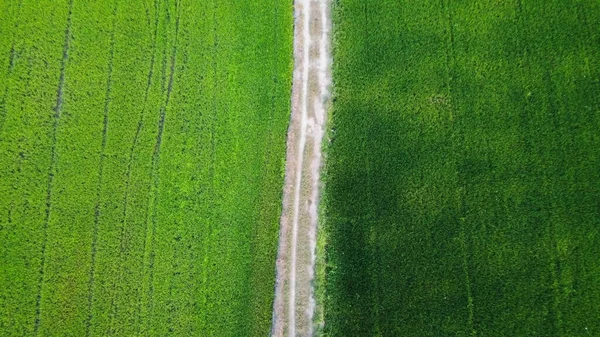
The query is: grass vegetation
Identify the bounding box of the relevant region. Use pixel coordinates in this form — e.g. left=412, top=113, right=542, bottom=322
left=0, top=0, right=292, bottom=336
left=320, top=0, right=600, bottom=335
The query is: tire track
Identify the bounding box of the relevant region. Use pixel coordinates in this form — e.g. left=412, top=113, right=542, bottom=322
left=125, top=0, right=160, bottom=252
left=4, top=0, right=22, bottom=75
left=84, top=2, right=118, bottom=335
left=130, top=0, right=160, bottom=330
left=272, top=1, right=331, bottom=336
left=164, top=2, right=183, bottom=333
left=143, top=0, right=180, bottom=328
left=0, top=86, right=10, bottom=138
left=109, top=10, right=164, bottom=337
left=0, top=0, right=24, bottom=139
left=33, top=0, right=74, bottom=334
left=138, top=0, right=169, bottom=329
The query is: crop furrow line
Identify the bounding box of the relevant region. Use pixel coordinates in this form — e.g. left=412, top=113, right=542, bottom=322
left=143, top=103, right=163, bottom=337
left=574, top=3, right=600, bottom=121
left=7, top=0, right=23, bottom=73
left=86, top=3, right=118, bottom=336
left=158, top=1, right=169, bottom=97
left=165, top=244, right=180, bottom=334
left=0, top=0, right=24, bottom=139
left=541, top=56, right=564, bottom=335
left=440, top=0, right=456, bottom=101
left=137, top=0, right=165, bottom=328
left=0, top=201, right=13, bottom=260
left=6, top=200, right=13, bottom=227
left=133, top=1, right=160, bottom=332
left=201, top=0, right=219, bottom=326
left=163, top=1, right=182, bottom=332
left=210, top=0, right=218, bottom=170
left=441, top=0, right=475, bottom=335
left=459, top=215, right=475, bottom=337
left=2, top=145, right=25, bottom=247
left=142, top=110, right=160, bottom=336
left=513, top=0, right=536, bottom=171
left=548, top=221, right=563, bottom=335
left=8, top=47, right=15, bottom=74
left=515, top=0, right=527, bottom=53
left=1, top=200, right=14, bottom=239
left=263, top=6, right=280, bottom=316
left=165, top=0, right=180, bottom=106
left=144, top=0, right=181, bottom=326
left=264, top=0, right=284, bottom=336
left=33, top=0, right=74, bottom=334
left=0, top=88, right=8, bottom=137
left=264, top=0, right=280, bottom=164
left=262, top=0, right=278, bottom=170
left=271, top=1, right=279, bottom=125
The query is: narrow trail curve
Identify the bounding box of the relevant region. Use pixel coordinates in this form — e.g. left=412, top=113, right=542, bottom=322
left=272, top=0, right=331, bottom=336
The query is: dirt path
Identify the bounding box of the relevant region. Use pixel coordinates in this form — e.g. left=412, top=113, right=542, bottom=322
left=271, top=0, right=331, bottom=336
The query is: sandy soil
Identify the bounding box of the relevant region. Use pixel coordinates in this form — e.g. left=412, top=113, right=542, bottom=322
left=271, top=0, right=332, bottom=336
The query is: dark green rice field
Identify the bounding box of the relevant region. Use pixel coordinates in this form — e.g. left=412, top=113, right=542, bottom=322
left=320, top=0, right=600, bottom=335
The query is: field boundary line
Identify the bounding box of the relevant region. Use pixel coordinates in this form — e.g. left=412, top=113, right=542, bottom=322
left=0, top=0, right=24, bottom=139
left=85, top=2, right=118, bottom=335
left=6, top=0, right=22, bottom=74
left=5, top=0, right=22, bottom=74
left=142, top=0, right=181, bottom=327
left=164, top=1, right=182, bottom=332
left=133, top=0, right=160, bottom=331
left=33, top=0, right=74, bottom=334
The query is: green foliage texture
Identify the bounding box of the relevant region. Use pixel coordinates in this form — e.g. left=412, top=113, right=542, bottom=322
left=320, top=0, right=600, bottom=336
left=0, top=0, right=292, bottom=336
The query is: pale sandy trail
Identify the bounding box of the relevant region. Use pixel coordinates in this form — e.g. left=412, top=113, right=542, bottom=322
left=271, top=0, right=332, bottom=336
left=288, top=0, right=311, bottom=335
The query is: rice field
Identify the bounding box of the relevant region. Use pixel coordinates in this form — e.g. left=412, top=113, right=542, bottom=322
left=0, top=0, right=292, bottom=336
left=319, top=0, right=600, bottom=335
left=3, top=0, right=600, bottom=336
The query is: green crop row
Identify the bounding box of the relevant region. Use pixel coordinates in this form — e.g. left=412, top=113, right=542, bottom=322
left=320, top=0, right=600, bottom=336
left=0, top=0, right=292, bottom=336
